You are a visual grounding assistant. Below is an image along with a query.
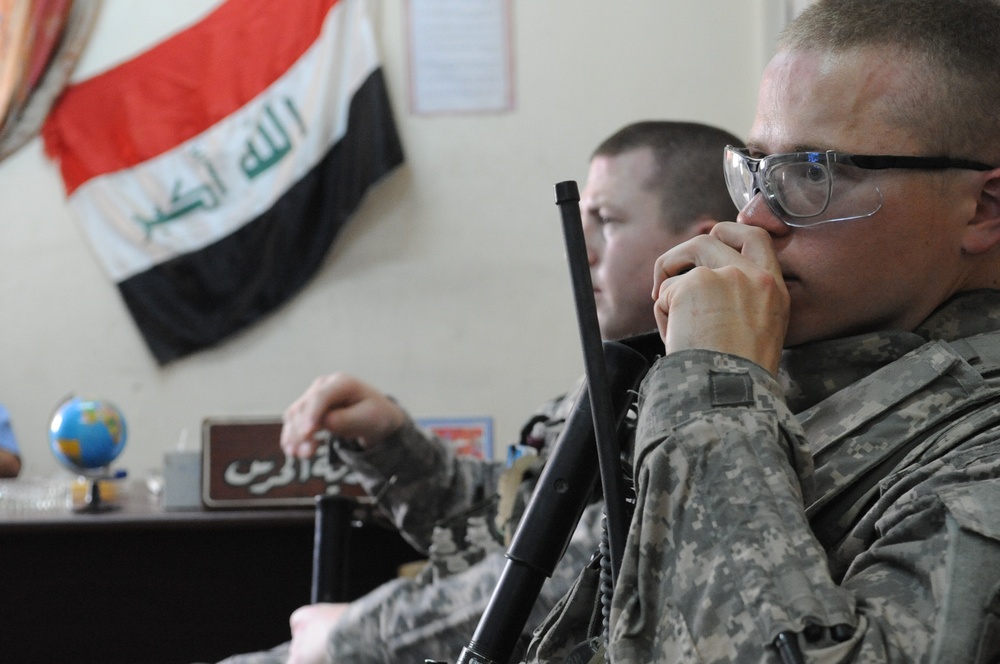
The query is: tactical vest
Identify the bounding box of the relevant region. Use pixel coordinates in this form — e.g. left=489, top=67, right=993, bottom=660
left=804, top=330, right=1000, bottom=567
left=530, top=330, right=1000, bottom=664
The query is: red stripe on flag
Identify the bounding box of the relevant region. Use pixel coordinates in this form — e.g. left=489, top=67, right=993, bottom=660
left=42, top=0, right=341, bottom=194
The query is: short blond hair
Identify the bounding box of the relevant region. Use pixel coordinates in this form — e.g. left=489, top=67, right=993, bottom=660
left=781, top=0, right=1000, bottom=164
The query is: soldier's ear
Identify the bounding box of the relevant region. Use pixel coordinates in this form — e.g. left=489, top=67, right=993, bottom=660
left=962, top=167, right=1000, bottom=255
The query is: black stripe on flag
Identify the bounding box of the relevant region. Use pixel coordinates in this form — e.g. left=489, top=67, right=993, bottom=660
left=118, top=69, right=404, bottom=364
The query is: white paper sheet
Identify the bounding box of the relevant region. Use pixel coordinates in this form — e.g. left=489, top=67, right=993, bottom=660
left=407, top=0, right=514, bottom=114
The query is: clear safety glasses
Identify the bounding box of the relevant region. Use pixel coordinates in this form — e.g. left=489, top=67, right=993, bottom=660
left=723, top=145, right=996, bottom=227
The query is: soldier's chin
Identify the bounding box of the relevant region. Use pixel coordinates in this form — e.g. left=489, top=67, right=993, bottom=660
left=597, top=317, right=634, bottom=342
left=595, top=312, right=609, bottom=339
left=783, top=313, right=835, bottom=349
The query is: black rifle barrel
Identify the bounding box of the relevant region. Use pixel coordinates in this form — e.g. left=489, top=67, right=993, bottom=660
left=456, top=340, right=649, bottom=664
left=553, top=179, right=630, bottom=585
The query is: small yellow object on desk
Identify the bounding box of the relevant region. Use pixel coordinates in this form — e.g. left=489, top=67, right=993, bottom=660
left=69, top=474, right=127, bottom=510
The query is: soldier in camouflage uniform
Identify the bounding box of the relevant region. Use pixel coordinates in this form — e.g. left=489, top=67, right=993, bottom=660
left=525, top=1, right=1000, bottom=663
left=216, top=121, right=740, bottom=664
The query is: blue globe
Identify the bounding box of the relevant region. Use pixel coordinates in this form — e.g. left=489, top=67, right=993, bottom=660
left=49, top=397, right=127, bottom=471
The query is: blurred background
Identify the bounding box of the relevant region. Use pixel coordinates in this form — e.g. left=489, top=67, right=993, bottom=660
left=0, top=0, right=792, bottom=481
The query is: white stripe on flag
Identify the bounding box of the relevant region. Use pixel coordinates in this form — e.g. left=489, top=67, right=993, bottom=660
left=69, top=0, right=378, bottom=282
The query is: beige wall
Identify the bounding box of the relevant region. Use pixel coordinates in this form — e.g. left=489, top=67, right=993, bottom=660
left=0, top=0, right=781, bottom=479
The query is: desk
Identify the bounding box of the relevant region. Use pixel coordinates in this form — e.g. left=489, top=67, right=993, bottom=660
left=0, top=485, right=422, bottom=664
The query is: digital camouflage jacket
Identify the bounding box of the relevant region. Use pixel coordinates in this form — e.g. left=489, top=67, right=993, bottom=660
left=526, top=290, right=1000, bottom=664
left=317, top=378, right=606, bottom=663
left=217, top=383, right=604, bottom=664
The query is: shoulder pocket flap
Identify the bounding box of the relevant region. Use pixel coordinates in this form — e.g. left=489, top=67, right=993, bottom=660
left=939, top=478, right=1000, bottom=540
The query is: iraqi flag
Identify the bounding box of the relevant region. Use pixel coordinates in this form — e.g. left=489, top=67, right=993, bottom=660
left=41, top=0, right=404, bottom=364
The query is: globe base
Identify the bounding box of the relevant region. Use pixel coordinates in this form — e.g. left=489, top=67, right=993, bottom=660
left=73, top=475, right=121, bottom=514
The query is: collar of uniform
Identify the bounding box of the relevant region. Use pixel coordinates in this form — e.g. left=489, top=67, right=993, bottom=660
left=779, top=289, right=1000, bottom=414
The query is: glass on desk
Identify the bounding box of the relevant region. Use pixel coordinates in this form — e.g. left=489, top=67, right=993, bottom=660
left=144, top=468, right=164, bottom=500
left=0, top=478, right=68, bottom=516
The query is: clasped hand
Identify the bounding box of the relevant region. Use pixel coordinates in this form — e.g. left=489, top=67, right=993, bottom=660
left=652, top=222, right=789, bottom=375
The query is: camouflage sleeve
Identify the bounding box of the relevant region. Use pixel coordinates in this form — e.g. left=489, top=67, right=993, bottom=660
left=334, top=420, right=506, bottom=552
left=333, top=391, right=574, bottom=553
left=609, top=350, right=1000, bottom=663
left=609, top=350, right=852, bottom=663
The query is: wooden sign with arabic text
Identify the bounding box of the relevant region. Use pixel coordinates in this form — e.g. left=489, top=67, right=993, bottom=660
left=201, top=417, right=365, bottom=509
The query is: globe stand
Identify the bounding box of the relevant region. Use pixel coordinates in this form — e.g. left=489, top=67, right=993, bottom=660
left=71, top=466, right=121, bottom=514
left=73, top=471, right=121, bottom=514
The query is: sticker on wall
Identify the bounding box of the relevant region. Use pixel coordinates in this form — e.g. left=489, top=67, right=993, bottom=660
left=417, top=416, right=494, bottom=460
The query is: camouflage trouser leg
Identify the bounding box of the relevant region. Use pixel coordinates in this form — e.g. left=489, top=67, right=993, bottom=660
left=214, top=505, right=603, bottom=664
left=327, top=552, right=508, bottom=663
left=209, top=553, right=541, bottom=664
left=211, top=555, right=514, bottom=664
left=326, top=505, right=604, bottom=664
